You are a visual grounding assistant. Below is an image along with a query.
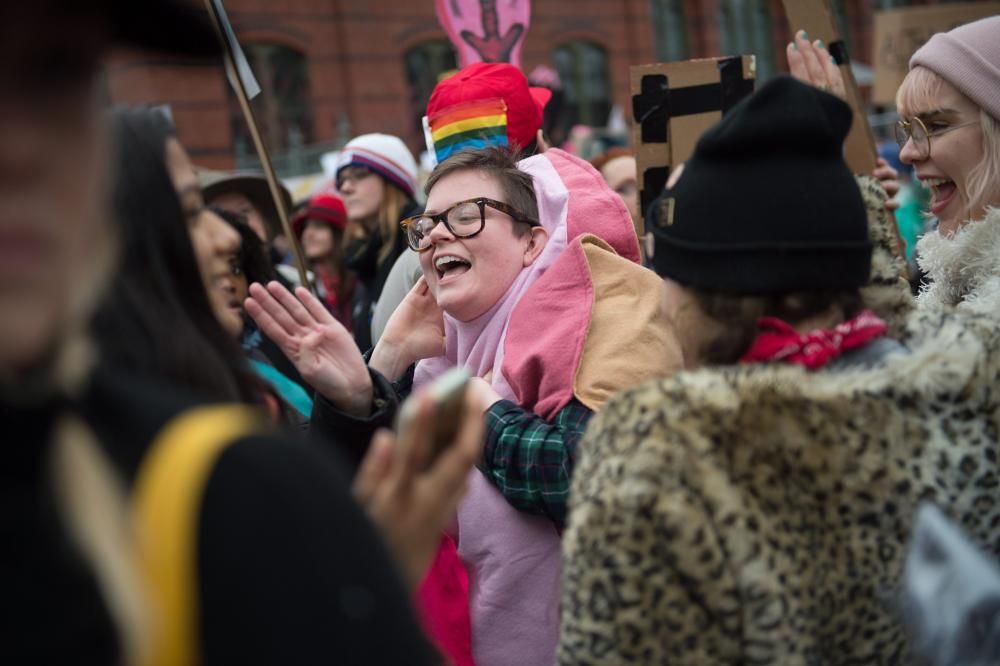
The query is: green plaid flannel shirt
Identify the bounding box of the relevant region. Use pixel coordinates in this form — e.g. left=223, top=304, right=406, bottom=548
left=480, top=397, right=593, bottom=529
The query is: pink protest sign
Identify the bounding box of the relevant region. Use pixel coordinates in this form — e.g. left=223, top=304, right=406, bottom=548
left=436, top=0, right=531, bottom=69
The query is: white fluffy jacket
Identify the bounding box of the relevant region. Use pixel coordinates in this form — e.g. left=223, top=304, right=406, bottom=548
left=916, top=207, right=1000, bottom=315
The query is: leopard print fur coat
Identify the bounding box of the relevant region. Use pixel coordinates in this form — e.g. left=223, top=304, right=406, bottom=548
left=558, top=182, right=999, bottom=665
left=559, top=306, right=1000, bottom=665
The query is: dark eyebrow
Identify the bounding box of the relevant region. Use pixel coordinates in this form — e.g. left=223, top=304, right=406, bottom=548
left=915, top=108, right=960, bottom=120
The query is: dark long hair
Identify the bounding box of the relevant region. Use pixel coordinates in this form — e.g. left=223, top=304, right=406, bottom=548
left=213, top=208, right=276, bottom=287
left=90, top=108, right=259, bottom=403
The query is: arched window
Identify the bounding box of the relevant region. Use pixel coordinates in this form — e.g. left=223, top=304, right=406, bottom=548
left=650, top=0, right=689, bottom=62
left=230, top=44, right=313, bottom=170
left=718, top=0, right=775, bottom=79
left=405, top=40, right=458, bottom=140
left=552, top=41, right=612, bottom=128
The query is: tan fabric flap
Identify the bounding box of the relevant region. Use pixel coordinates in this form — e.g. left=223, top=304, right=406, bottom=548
left=573, top=237, right=683, bottom=412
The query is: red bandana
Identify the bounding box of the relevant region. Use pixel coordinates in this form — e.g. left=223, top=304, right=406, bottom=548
left=740, top=309, right=888, bottom=370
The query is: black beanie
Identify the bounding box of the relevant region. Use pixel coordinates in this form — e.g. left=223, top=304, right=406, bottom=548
left=647, top=75, right=872, bottom=293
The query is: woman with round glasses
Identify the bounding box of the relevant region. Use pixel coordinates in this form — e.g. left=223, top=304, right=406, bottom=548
left=247, top=146, right=679, bottom=665
left=896, top=16, right=1000, bottom=315
left=789, top=17, right=1000, bottom=315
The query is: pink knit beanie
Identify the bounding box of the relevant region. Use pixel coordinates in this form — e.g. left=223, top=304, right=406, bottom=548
left=909, top=15, right=1000, bottom=121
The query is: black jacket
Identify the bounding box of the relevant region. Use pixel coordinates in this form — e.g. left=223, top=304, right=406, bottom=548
left=4, top=368, right=433, bottom=665
left=346, top=200, right=420, bottom=350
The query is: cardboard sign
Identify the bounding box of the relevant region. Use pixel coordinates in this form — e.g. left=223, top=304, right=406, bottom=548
left=630, top=55, right=756, bottom=235
left=435, top=0, right=531, bottom=69
left=782, top=0, right=878, bottom=175
left=873, top=2, right=1000, bottom=105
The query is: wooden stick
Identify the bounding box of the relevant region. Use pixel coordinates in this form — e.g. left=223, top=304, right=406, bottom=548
left=202, top=0, right=311, bottom=289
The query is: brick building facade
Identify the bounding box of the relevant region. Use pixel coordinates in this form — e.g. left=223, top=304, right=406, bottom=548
left=104, top=0, right=979, bottom=172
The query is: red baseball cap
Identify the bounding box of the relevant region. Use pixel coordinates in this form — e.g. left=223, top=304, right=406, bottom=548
left=427, top=62, right=552, bottom=152
left=292, top=191, right=347, bottom=237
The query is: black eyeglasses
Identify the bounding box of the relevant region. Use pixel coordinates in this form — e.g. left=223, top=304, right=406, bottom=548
left=895, top=116, right=978, bottom=159
left=400, top=197, right=537, bottom=252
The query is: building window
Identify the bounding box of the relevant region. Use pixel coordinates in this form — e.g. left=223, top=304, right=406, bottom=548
left=718, top=0, right=775, bottom=79
left=552, top=41, right=612, bottom=128
left=405, top=40, right=459, bottom=142
left=650, top=0, right=689, bottom=62
left=230, top=44, right=313, bottom=169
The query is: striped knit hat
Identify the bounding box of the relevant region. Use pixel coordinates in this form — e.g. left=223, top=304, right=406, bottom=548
left=336, top=133, right=418, bottom=199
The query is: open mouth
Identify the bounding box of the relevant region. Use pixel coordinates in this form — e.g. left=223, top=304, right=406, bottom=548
left=435, top=254, right=472, bottom=282
left=922, top=177, right=958, bottom=217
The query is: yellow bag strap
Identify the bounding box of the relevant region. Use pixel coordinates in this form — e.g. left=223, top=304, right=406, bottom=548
left=132, top=404, right=262, bottom=666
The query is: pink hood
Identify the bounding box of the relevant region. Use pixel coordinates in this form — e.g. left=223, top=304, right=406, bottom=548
left=414, top=148, right=639, bottom=666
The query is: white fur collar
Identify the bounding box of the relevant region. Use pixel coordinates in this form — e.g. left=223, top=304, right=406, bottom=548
left=916, top=207, right=1000, bottom=315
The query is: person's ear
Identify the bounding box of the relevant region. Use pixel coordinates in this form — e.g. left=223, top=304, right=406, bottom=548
left=536, top=129, right=550, bottom=153
left=522, top=226, right=549, bottom=267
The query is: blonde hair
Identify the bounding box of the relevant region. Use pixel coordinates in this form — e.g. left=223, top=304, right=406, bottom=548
left=376, top=184, right=410, bottom=263
left=346, top=180, right=412, bottom=264
left=897, top=66, right=1000, bottom=222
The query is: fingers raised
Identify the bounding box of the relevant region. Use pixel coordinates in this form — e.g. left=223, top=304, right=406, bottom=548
left=797, top=32, right=829, bottom=90
left=246, top=282, right=299, bottom=343
left=295, top=286, right=337, bottom=326
left=267, top=280, right=315, bottom=328
left=817, top=42, right=846, bottom=98
left=787, top=42, right=808, bottom=83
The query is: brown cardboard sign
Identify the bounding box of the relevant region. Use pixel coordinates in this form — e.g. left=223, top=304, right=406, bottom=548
left=782, top=0, right=878, bottom=175
left=630, top=55, right=756, bottom=235
left=873, top=2, right=1000, bottom=105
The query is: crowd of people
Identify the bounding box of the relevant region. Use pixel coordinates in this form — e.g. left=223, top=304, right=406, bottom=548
left=6, top=1, right=1000, bottom=664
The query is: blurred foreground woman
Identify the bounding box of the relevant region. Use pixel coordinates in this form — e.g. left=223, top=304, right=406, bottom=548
left=2, top=3, right=477, bottom=664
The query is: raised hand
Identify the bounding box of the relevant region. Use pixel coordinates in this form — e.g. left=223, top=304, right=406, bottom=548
left=370, top=277, right=446, bottom=381
left=245, top=281, right=373, bottom=417
left=435, top=0, right=531, bottom=68
left=352, top=388, right=483, bottom=590
left=873, top=157, right=902, bottom=213
left=787, top=30, right=846, bottom=100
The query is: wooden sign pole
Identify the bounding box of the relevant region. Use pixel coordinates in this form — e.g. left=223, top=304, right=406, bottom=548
left=203, top=0, right=310, bottom=289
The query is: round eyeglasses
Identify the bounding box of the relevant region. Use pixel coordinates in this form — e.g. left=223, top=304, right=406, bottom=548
left=400, top=197, right=538, bottom=252
left=895, top=116, right=979, bottom=160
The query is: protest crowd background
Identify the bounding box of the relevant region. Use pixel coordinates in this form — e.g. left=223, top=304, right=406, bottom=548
left=5, top=0, right=1000, bottom=664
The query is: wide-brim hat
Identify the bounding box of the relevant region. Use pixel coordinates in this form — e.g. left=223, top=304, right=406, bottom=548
left=198, top=169, right=294, bottom=239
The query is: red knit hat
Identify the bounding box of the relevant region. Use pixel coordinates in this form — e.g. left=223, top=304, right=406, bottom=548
left=292, top=190, right=347, bottom=237
left=426, top=62, right=552, bottom=163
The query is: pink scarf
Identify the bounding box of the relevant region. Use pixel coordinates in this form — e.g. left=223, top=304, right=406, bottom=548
left=413, top=149, right=639, bottom=666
